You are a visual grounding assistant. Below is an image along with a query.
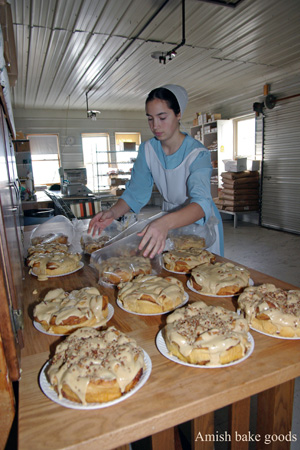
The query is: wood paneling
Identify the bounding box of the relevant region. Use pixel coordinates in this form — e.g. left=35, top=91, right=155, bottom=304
left=0, top=335, right=15, bottom=450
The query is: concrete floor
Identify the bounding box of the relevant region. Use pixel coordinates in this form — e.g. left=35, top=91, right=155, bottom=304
left=223, top=220, right=299, bottom=287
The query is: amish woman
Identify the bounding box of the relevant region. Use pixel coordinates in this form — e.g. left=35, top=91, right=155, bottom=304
left=89, top=84, right=224, bottom=258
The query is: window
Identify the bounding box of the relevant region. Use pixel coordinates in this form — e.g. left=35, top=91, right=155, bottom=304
left=233, top=116, right=256, bottom=159
left=115, top=133, right=141, bottom=173
left=82, top=132, right=141, bottom=193
left=27, top=134, right=60, bottom=185
left=82, top=133, right=110, bottom=192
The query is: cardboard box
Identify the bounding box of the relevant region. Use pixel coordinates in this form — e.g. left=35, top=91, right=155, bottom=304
left=16, top=131, right=25, bottom=139
left=247, top=160, right=261, bottom=171
left=223, top=158, right=247, bottom=172
left=211, top=114, right=222, bottom=121
left=13, top=140, right=30, bottom=152
left=110, top=178, right=128, bottom=186
left=121, top=142, right=136, bottom=151
left=202, top=113, right=210, bottom=123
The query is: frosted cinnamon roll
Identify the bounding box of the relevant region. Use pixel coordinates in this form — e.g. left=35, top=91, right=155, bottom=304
left=163, top=301, right=251, bottom=366
left=34, top=287, right=109, bottom=334
left=47, top=326, right=145, bottom=404
left=118, top=274, right=185, bottom=314
left=163, top=248, right=215, bottom=272
left=238, top=284, right=300, bottom=337
left=190, top=262, right=250, bottom=295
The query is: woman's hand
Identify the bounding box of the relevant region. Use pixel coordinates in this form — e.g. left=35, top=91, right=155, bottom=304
left=88, top=199, right=131, bottom=237
left=137, top=217, right=169, bottom=258
left=88, top=210, right=115, bottom=237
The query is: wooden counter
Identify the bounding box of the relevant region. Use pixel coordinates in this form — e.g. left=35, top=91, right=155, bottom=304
left=18, top=251, right=300, bottom=450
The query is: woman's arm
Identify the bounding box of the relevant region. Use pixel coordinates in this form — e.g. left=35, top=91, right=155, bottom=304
left=88, top=199, right=130, bottom=236
left=88, top=143, right=152, bottom=236
left=138, top=202, right=204, bottom=258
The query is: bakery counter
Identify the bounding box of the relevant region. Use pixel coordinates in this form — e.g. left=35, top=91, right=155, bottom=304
left=18, top=249, right=300, bottom=450
left=21, top=190, right=54, bottom=211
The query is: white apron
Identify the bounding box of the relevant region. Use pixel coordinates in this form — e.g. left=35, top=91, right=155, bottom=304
left=145, top=141, right=221, bottom=255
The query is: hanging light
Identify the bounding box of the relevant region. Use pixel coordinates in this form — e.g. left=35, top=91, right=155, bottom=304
left=85, top=92, right=101, bottom=120
left=150, top=0, right=185, bottom=64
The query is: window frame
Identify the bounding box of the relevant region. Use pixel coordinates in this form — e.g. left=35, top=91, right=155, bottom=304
left=27, top=133, right=61, bottom=186
left=232, top=114, right=256, bottom=159
left=82, top=132, right=111, bottom=192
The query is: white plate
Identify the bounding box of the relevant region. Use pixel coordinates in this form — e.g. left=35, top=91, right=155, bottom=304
left=186, top=278, right=254, bottom=297
left=31, top=261, right=84, bottom=278
left=33, top=303, right=114, bottom=336
left=249, top=326, right=300, bottom=340
left=39, top=349, right=152, bottom=409
left=116, top=291, right=189, bottom=316
left=163, top=265, right=189, bottom=275
left=156, top=330, right=255, bottom=368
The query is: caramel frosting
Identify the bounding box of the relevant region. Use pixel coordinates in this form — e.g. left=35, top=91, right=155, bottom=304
left=238, top=284, right=300, bottom=337
left=163, top=248, right=215, bottom=272
left=191, top=262, right=250, bottom=295
left=164, top=301, right=250, bottom=366
left=99, top=255, right=152, bottom=284
left=118, top=274, right=185, bottom=313
left=172, top=234, right=206, bottom=250
left=27, top=242, right=69, bottom=256
left=80, top=235, right=110, bottom=254
left=47, top=326, right=145, bottom=404
left=28, top=251, right=82, bottom=280
left=34, top=287, right=108, bottom=332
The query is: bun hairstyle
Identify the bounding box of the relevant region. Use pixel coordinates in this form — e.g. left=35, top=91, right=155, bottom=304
left=146, top=87, right=180, bottom=116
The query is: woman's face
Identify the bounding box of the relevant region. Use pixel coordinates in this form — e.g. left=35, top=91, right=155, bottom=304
left=146, top=98, right=181, bottom=142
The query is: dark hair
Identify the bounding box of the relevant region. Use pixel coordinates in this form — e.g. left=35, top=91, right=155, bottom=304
left=145, top=87, right=180, bottom=115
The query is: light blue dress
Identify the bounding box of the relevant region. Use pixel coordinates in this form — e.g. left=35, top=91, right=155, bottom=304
left=121, top=134, right=224, bottom=256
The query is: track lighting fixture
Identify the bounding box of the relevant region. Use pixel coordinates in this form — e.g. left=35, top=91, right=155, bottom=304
left=85, top=92, right=100, bottom=120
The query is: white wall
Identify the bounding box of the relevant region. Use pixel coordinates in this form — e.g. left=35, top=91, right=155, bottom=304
left=13, top=109, right=154, bottom=169
left=13, top=73, right=300, bottom=170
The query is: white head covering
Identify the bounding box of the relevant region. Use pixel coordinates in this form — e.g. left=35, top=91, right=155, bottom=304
left=162, top=84, right=188, bottom=115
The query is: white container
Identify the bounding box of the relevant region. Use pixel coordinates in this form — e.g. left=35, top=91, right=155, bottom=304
left=247, top=160, right=261, bottom=171
left=223, top=158, right=247, bottom=172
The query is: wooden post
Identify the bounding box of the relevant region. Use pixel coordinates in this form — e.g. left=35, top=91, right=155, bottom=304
left=256, top=380, right=295, bottom=450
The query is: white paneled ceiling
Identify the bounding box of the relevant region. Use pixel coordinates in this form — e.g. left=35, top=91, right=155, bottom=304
left=8, top=0, right=300, bottom=119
